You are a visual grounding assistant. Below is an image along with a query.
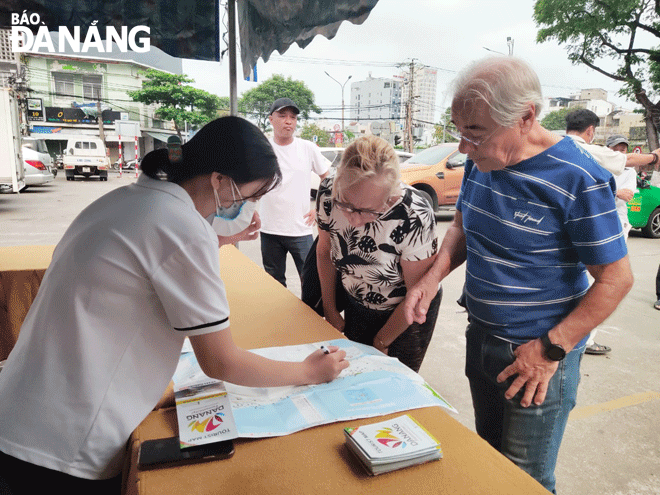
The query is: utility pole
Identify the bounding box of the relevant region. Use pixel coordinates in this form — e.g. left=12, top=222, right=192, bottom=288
left=97, top=98, right=105, bottom=142
left=228, top=0, right=238, bottom=116
left=10, top=62, right=29, bottom=137
left=405, top=59, right=416, bottom=153
left=324, top=71, right=352, bottom=132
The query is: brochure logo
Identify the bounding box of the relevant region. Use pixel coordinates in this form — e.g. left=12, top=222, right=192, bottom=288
left=10, top=11, right=150, bottom=53
left=375, top=427, right=407, bottom=449
left=188, top=413, right=225, bottom=433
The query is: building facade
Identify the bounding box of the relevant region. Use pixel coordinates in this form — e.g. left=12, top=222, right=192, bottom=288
left=0, top=29, right=20, bottom=89
left=2, top=29, right=182, bottom=163
left=400, top=66, right=437, bottom=130
left=349, top=73, right=402, bottom=123
left=539, top=87, right=647, bottom=146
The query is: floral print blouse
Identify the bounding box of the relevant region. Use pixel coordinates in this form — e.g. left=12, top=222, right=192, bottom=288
left=316, top=177, right=438, bottom=311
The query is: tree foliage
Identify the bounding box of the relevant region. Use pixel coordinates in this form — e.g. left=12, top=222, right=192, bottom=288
left=238, top=74, right=321, bottom=130
left=217, top=97, right=231, bottom=116
left=300, top=123, right=332, bottom=147
left=541, top=107, right=572, bottom=130
left=433, top=108, right=459, bottom=144
left=534, top=0, right=660, bottom=147
left=127, top=69, right=223, bottom=138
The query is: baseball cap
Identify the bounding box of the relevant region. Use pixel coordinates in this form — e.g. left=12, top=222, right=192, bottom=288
left=606, top=134, right=629, bottom=148
left=268, top=97, right=300, bottom=116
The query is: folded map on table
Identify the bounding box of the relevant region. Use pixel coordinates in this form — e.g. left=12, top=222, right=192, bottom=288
left=173, top=338, right=456, bottom=439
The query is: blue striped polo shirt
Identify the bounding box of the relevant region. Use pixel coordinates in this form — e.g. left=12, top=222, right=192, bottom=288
left=457, top=136, right=627, bottom=343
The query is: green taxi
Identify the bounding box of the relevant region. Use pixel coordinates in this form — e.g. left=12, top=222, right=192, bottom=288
left=628, top=176, right=660, bottom=238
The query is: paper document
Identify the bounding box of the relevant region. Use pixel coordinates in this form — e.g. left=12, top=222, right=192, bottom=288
left=174, top=339, right=456, bottom=438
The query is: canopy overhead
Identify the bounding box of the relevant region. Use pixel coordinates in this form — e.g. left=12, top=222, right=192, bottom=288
left=0, top=0, right=221, bottom=61
left=144, top=131, right=176, bottom=142
left=237, top=0, right=379, bottom=78
left=2, top=0, right=380, bottom=115
left=2, top=0, right=379, bottom=76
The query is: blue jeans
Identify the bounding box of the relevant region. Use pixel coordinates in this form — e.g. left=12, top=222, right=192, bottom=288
left=260, top=233, right=314, bottom=287
left=465, top=322, right=583, bottom=494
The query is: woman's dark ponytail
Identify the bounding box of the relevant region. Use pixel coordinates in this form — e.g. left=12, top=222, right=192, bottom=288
left=139, top=148, right=172, bottom=180
left=139, top=117, right=281, bottom=191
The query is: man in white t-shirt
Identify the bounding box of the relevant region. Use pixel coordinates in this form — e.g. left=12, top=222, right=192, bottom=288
left=564, top=111, right=656, bottom=355
left=260, top=97, right=330, bottom=287
left=565, top=109, right=660, bottom=175
left=606, top=134, right=637, bottom=240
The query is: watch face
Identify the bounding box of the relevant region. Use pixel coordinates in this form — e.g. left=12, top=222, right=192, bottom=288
left=547, top=345, right=566, bottom=361
left=541, top=334, right=566, bottom=361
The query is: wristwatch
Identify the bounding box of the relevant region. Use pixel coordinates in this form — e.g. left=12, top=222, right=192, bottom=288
left=540, top=333, right=566, bottom=361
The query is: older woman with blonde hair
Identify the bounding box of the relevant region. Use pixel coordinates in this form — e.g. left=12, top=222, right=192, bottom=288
left=313, top=135, right=441, bottom=371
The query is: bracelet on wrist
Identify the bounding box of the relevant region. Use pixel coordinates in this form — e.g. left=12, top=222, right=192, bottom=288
left=650, top=152, right=659, bottom=165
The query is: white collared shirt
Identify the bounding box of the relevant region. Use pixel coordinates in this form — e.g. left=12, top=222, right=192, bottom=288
left=0, top=174, right=230, bottom=479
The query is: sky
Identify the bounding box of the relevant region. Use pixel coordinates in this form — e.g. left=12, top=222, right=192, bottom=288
left=181, top=0, right=638, bottom=126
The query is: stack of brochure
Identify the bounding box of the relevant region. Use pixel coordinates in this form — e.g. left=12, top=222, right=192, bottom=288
left=343, top=414, right=442, bottom=475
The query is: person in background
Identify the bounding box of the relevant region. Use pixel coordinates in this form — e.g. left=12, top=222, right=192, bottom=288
left=314, top=135, right=440, bottom=372
left=655, top=265, right=660, bottom=310
left=564, top=113, right=651, bottom=355
left=606, top=134, right=637, bottom=240
left=606, top=134, right=630, bottom=154
left=259, top=97, right=330, bottom=287
left=564, top=109, right=660, bottom=174
left=404, top=56, right=633, bottom=493
left=0, top=117, right=347, bottom=495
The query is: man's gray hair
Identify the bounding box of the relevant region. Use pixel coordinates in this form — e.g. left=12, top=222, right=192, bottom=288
left=451, top=57, right=544, bottom=127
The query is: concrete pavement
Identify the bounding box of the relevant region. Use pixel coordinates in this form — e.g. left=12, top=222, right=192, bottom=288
left=238, top=210, right=660, bottom=495
left=2, top=173, right=658, bottom=494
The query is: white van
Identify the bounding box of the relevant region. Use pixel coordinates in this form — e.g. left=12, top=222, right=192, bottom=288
left=63, top=137, right=111, bottom=181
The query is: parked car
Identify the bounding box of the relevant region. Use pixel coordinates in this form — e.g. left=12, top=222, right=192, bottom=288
left=22, top=137, right=54, bottom=171
left=399, top=143, right=467, bottom=211
left=310, top=147, right=413, bottom=198
left=63, top=137, right=111, bottom=181
left=628, top=174, right=660, bottom=238
left=21, top=137, right=55, bottom=188
left=23, top=157, right=54, bottom=188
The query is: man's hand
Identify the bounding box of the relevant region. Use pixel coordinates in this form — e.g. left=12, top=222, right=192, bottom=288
left=403, top=275, right=439, bottom=325
left=303, top=208, right=316, bottom=227
left=616, top=188, right=635, bottom=202
left=496, top=338, right=559, bottom=407
left=217, top=210, right=261, bottom=246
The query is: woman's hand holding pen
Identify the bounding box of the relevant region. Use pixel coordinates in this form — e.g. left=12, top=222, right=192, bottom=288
left=303, top=345, right=349, bottom=384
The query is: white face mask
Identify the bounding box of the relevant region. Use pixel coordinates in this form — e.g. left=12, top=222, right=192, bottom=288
left=211, top=179, right=258, bottom=237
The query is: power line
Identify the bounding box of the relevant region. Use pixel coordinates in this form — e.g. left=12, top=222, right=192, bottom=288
left=269, top=54, right=399, bottom=68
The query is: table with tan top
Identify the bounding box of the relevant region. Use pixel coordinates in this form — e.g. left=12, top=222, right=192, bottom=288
left=0, top=244, right=548, bottom=495
left=124, top=246, right=548, bottom=495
